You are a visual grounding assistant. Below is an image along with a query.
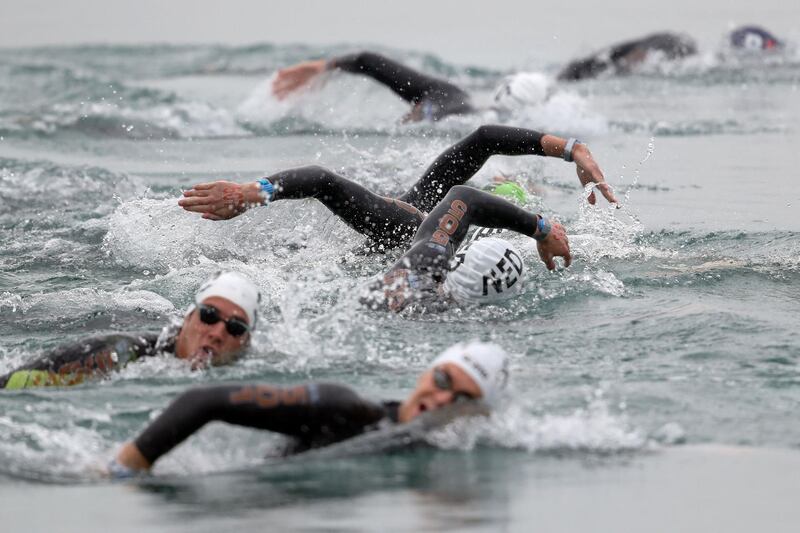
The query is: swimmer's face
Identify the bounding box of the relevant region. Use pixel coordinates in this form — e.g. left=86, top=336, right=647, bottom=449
left=398, top=363, right=482, bottom=423
left=175, top=296, right=250, bottom=368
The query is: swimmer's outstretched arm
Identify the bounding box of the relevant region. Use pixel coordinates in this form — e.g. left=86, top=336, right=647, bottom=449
left=272, top=51, right=468, bottom=106
left=180, top=166, right=424, bottom=247
left=112, top=383, right=385, bottom=474
left=179, top=125, right=614, bottom=222
left=401, top=124, right=617, bottom=211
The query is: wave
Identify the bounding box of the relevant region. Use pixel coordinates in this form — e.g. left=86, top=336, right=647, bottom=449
left=0, top=91, right=249, bottom=140
left=610, top=118, right=787, bottom=136
left=7, top=42, right=796, bottom=139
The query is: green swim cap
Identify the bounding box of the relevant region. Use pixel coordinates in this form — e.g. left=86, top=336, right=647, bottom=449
left=489, top=182, right=528, bottom=204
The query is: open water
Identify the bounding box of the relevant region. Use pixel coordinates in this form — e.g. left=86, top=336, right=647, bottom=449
left=0, top=40, right=799, bottom=531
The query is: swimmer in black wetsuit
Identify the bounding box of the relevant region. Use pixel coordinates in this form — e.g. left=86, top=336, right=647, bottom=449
left=557, top=32, right=698, bottom=81
left=0, top=272, right=260, bottom=389
left=108, top=341, right=508, bottom=477
left=272, top=51, right=473, bottom=122
left=178, top=125, right=617, bottom=311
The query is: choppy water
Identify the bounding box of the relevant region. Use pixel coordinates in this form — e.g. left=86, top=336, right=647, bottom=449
left=1, top=41, right=799, bottom=529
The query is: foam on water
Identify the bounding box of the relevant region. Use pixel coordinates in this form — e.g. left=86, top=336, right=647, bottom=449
left=426, top=398, right=646, bottom=453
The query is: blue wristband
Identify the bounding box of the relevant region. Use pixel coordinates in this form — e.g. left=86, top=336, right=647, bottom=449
left=258, top=178, right=274, bottom=201
left=107, top=458, right=138, bottom=480
left=534, top=216, right=552, bottom=241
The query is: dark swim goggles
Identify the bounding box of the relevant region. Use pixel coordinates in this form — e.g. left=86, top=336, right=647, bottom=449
left=198, top=304, right=250, bottom=337
left=432, top=367, right=477, bottom=402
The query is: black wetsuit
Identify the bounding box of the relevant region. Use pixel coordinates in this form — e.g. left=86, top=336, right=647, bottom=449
left=0, top=332, right=170, bottom=389
left=134, top=382, right=399, bottom=464
left=262, top=125, right=547, bottom=311
left=329, top=52, right=473, bottom=121
left=557, top=32, right=698, bottom=81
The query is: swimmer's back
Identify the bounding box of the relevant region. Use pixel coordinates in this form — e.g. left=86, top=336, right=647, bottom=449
left=0, top=332, right=162, bottom=389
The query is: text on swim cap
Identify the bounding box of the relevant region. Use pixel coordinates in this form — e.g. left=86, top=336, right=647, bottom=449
left=462, top=353, right=489, bottom=379
left=482, top=248, right=523, bottom=296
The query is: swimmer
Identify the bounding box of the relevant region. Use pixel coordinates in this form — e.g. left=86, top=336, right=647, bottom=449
left=272, top=51, right=553, bottom=121
left=728, top=26, right=783, bottom=52
left=108, top=341, right=508, bottom=477
left=0, top=272, right=260, bottom=390
left=557, top=32, right=698, bottom=81
left=179, top=125, right=617, bottom=311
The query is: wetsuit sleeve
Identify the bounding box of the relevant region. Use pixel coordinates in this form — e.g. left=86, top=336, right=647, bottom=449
left=133, top=383, right=387, bottom=465
left=399, top=125, right=545, bottom=213
left=0, top=333, right=159, bottom=389
left=420, top=186, right=539, bottom=244
left=329, top=51, right=470, bottom=107
left=393, top=185, right=539, bottom=275
left=265, top=165, right=424, bottom=248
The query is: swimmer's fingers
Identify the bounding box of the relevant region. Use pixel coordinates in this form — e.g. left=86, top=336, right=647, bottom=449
left=186, top=182, right=218, bottom=192
left=596, top=182, right=618, bottom=204
left=537, top=222, right=571, bottom=270
left=202, top=213, right=224, bottom=221
left=574, top=145, right=617, bottom=205
left=178, top=196, right=214, bottom=209
left=180, top=203, right=213, bottom=213
left=563, top=251, right=572, bottom=268
left=181, top=188, right=209, bottom=198
left=272, top=60, right=326, bottom=100
left=536, top=243, right=557, bottom=271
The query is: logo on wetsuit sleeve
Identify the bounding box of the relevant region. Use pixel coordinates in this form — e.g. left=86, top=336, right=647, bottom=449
left=430, top=199, right=467, bottom=247
left=482, top=248, right=523, bottom=296
left=229, top=384, right=309, bottom=408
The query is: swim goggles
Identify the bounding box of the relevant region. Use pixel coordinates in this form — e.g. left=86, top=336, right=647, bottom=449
left=198, top=304, right=251, bottom=337
left=433, top=367, right=477, bottom=402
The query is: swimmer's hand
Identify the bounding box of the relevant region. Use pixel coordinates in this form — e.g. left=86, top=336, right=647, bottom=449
left=536, top=221, right=571, bottom=270
left=272, top=59, right=327, bottom=100
left=106, top=443, right=151, bottom=479
left=573, top=144, right=618, bottom=205
left=179, top=181, right=264, bottom=221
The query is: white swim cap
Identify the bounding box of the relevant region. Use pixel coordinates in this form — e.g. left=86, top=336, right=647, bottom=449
left=493, top=72, right=553, bottom=110
left=431, top=341, right=509, bottom=403
left=194, top=271, right=261, bottom=328
left=444, top=237, right=525, bottom=304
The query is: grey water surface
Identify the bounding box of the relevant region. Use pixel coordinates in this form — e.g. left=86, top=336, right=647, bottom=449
left=0, top=40, right=799, bottom=532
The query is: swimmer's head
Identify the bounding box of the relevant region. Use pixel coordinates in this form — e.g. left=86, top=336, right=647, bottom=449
left=176, top=271, right=261, bottom=368
left=730, top=26, right=782, bottom=51
left=399, top=341, right=509, bottom=422
left=493, top=72, right=553, bottom=111
left=486, top=180, right=528, bottom=205
left=193, top=271, right=260, bottom=327
left=444, top=237, right=525, bottom=304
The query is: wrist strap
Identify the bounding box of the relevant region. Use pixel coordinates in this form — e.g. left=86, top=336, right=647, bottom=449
left=107, top=458, right=138, bottom=479
left=534, top=216, right=552, bottom=241
left=563, top=138, right=580, bottom=162
left=258, top=178, right=274, bottom=202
